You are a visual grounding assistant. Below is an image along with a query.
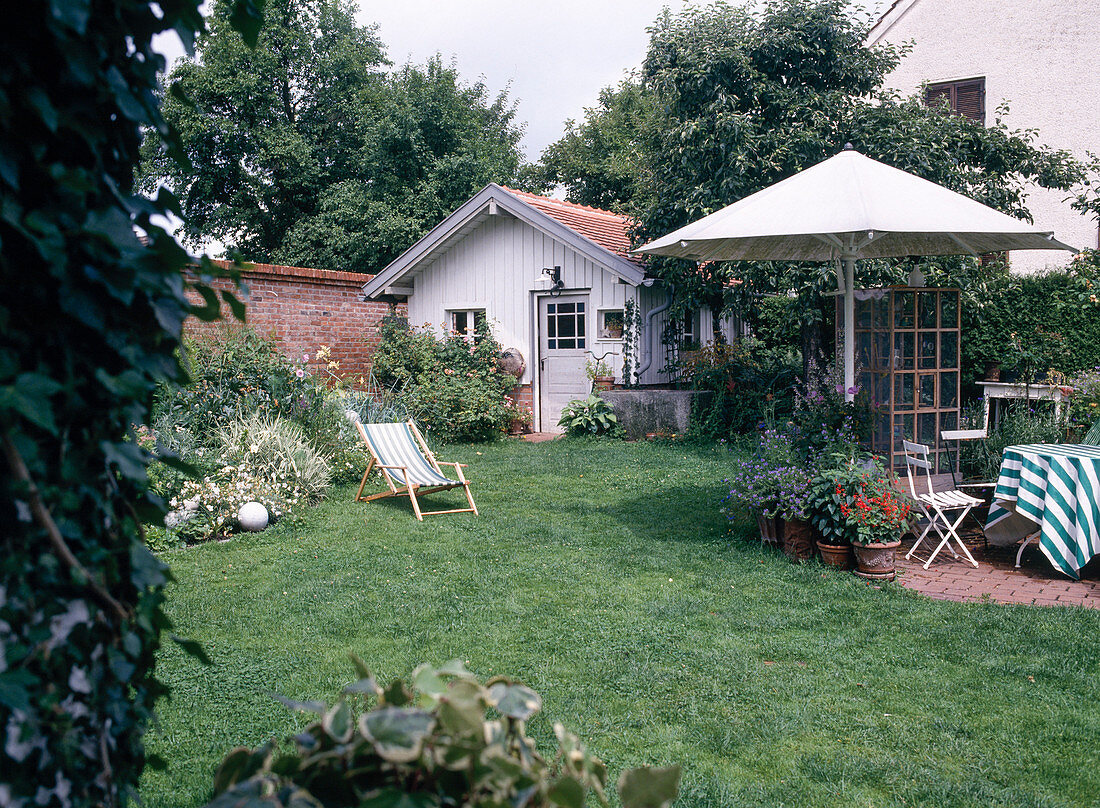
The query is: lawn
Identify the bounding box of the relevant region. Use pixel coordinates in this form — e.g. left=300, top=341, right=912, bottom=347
left=141, top=438, right=1100, bottom=807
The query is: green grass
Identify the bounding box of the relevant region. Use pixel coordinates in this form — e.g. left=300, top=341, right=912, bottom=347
left=142, top=438, right=1100, bottom=807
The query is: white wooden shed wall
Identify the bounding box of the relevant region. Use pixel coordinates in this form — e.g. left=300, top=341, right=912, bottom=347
left=406, top=210, right=636, bottom=386
left=634, top=286, right=745, bottom=386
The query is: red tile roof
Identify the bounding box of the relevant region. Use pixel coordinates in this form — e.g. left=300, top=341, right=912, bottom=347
left=501, top=187, right=644, bottom=266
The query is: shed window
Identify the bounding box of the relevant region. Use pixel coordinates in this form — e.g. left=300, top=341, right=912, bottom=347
left=924, top=77, right=985, bottom=124
left=598, top=309, right=624, bottom=340
left=546, top=301, right=585, bottom=350
left=679, top=310, right=701, bottom=349
left=449, top=309, right=486, bottom=342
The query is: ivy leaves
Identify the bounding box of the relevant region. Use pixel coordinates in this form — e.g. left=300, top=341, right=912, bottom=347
left=1, top=0, right=261, bottom=805
left=207, top=659, right=681, bottom=808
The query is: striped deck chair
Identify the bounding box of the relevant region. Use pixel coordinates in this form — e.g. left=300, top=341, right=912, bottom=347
left=902, top=439, right=982, bottom=569
left=354, top=420, right=478, bottom=521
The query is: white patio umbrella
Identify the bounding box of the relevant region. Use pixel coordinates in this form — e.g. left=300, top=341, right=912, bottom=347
left=635, top=146, right=1076, bottom=399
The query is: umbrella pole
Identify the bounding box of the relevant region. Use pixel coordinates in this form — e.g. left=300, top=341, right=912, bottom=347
left=842, top=256, right=856, bottom=403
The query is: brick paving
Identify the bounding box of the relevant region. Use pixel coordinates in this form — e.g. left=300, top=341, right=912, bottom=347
left=895, top=525, right=1100, bottom=608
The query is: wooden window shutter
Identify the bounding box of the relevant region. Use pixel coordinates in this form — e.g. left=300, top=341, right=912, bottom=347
left=924, top=84, right=953, bottom=110
left=954, top=79, right=985, bottom=124
left=924, top=77, right=986, bottom=125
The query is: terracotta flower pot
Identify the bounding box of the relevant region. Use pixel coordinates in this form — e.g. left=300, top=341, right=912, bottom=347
left=816, top=540, right=854, bottom=570
left=592, top=376, right=614, bottom=392
left=756, top=513, right=783, bottom=546
left=782, top=518, right=815, bottom=562
left=852, top=540, right=901, bottom=581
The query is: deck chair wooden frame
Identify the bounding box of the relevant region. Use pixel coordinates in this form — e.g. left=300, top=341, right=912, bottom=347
left=354, top=420, right=478, bottom=521
left=902, top=439, right=982, bottom=570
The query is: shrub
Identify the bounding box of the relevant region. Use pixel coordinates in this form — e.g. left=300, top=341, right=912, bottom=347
left=682, top=337, right=799, bottom=440
left=371, top=316, right=517, bottom=443
left=203, top=659, right=680, bottom=808
left=962, top=250, right=1100, bottom=389
left=152, top=328, right=375, bottom=493
left=1066, top=367, right=1100, bottom=440
left=558, top=394, right=621, bottom=436
left=216, top=413, right=332, bottom=500
left=789, top=358, right=873, bottom=458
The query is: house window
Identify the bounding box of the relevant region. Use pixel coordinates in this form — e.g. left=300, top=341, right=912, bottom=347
left=448, top=309, right=486, bottom=342
left=598, top=309, right=624, bottom=340
left=679, top=310, right=701, bottom=349
left=924, top=77, right=985, bottom=124
left=546, top=301, right=585, bottom=350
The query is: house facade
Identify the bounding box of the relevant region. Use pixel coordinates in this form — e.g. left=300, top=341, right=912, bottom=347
left=361, top=184, right=741, bottom=431
left=867, top=0, right=1100, bottom=271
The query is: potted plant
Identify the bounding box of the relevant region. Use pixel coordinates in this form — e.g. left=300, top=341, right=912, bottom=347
left=585, top=357, right=615, bottom=392
left=807, top=464, right=862, bottom=569
left=503, top=393, right=532, bottom=435
left=722, top=428, right=813, bottom=557
left=831, top=462, right=913, bottom=580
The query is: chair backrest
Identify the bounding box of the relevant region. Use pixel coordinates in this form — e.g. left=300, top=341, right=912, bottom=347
left=939, top=428, right=988, bottom=486
left=356, top=420, right=451, bottom=487
left=902, top=439, right=935, bottom=499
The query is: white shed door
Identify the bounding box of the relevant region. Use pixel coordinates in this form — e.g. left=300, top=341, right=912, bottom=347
left=538, top=295, right=589, bottom=431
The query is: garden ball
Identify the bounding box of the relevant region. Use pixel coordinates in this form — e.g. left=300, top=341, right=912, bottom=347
left=238, top=501, right=269, bottom=532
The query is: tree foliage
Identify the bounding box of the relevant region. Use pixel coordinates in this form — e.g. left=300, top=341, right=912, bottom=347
left=538, top=0, right=1096, bottom=358
left=142, top=0, right=526, bottom=273
left=532, top=78, right=654, bottom=213
left=0, top=0, right=252, bottom=804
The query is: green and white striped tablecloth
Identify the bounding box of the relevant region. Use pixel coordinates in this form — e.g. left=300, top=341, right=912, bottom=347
left=985, top=443, right=1100, bottom=579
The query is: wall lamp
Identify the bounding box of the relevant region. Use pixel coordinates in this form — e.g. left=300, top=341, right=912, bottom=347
left=542, top=265, right=564, bottom=297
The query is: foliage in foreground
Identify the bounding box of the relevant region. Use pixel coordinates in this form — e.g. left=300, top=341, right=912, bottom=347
left=0, top=0, right=259, bottom=804
left=205, top=659, right=679, bottom=808
left=371, top=317, right=518, bottom=443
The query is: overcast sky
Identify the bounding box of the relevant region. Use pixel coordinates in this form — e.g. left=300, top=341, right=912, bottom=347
left=157, top=1, right=887, bottom=163
left=360, top=0, right=678, bottom=160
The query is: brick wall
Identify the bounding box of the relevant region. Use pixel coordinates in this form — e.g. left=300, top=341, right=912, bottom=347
left=186, top=261, right=405, bottom=380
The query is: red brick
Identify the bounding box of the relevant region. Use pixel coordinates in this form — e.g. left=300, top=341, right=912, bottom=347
left=184, top=260, right=405, bottom=381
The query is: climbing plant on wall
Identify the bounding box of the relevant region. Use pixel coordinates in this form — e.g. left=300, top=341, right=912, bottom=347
left=0, top=0, right=260, bottom=805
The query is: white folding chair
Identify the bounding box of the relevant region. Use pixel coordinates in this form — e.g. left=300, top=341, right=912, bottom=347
left=902, top=439, right=982, bottom=570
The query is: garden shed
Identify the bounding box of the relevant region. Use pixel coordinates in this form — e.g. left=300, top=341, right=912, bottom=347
left=361, top=184, right=742, bottom=431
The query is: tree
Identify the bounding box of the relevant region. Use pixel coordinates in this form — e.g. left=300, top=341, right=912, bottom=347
left=142, top=2, right=527, bottom=273
left=276, top=56, right=526, bottom=272
left=1, top=0, right=254, bottom=804
left=140, top=0, right=387, bottom=261
left=533, top=78, right=654, bottom=213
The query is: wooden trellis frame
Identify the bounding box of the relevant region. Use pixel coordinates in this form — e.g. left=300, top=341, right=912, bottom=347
left=839, top=287, right=962, bottom=472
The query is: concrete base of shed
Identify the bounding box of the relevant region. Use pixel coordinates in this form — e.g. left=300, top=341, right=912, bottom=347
left=600, top=390, right=711, bottom=440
